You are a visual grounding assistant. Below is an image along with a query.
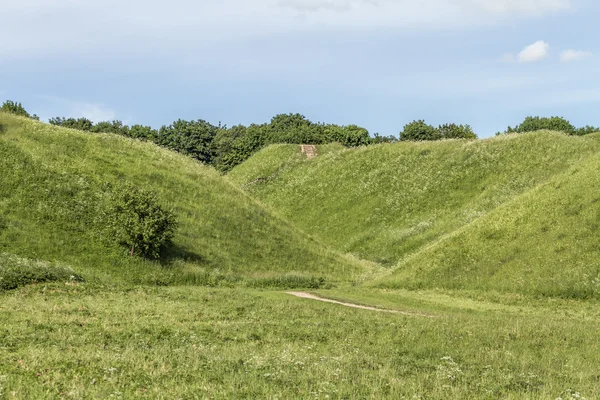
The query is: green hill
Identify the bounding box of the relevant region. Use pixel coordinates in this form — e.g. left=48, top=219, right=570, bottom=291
left=227, top=143, right=346, bottom=188
left=375, top=148, right=600, bottom=298
left=0, top=113, right=365, bottom=286
left=231, top=132, right=600, bottom=272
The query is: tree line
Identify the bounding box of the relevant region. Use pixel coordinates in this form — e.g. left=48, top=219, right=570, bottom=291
left=3, top=100, right=599, bottom=172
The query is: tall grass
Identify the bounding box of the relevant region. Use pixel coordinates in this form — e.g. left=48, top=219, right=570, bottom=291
left=376, top=150, right=600, bottom=298
left=2, top=284, right=600, bottom=399
left=0, top=113, right=366, bottom=285
left=234, top=133, right=600, bottom=271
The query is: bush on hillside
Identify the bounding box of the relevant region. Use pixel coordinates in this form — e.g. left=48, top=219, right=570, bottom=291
left=370, top=133, right=398, bottom=144
left=1, top=100, right=39, bottom=120
left=438, top=123, right=477, bottom=140
left=503, top=116, right=577, bottom=135
left=0, top=254, right=83, bottom=291
left=400, top=120, right=441, bottom=141
left=49, top=117, right=94, bottom=131
left=574, top=125, right=600, bottom=136
left=105, top=184, right=178, bottom=259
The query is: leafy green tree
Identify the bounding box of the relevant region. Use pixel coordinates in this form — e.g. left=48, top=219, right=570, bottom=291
left=106, top=184, right=178, bottom=259
left=574, top=125, right=600, bottom=136
left=268, top=113, right=323, bottom=144
left=213, top=125, right=250, bottom=172
left=127, top=124, right=157, bottom=141
left=400, top=120, right=441, bottom=141
left=1, top=100, right=39, bottom=120
left=49, top=117, right=94, bottom=131
left=339, top=125, right=371, bottom=146
left=157, top=119, right=218, bottom=164
left=510, top=116, right=576, bottom=135
left=438, top=123, right=477, bottom=140
left=370, top=133, right=397, bottom=144
left=91, top=120, right=128, bottom=135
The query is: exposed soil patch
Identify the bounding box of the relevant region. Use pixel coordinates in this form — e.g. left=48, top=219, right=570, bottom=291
left=300, top=145, right=317, bottom=159
left=286, top=292, right=435, bottom=317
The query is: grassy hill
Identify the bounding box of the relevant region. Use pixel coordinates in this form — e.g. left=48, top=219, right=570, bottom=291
left=227, top=143, right=345, bottom=188
left=375, top=147, right=600, bottom=298
left=0, top=113, right=365, bottom=286
left=231, top=132, right=600, bottom=278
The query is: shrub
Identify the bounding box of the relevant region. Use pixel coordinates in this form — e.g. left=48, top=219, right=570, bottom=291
left=574, top=125, right=600, bottom=136
left=510, top=116, right=576, bottom=135
left=157, top=119, right=218, bottom=164
left=105, top=184, right=178, bottom=259
left=400, top=120, right=441, bottom=141
left=1, top=100, right=39, bottom=120
left=438, top=123, right=477, bottom=140
left=49, top=117, right=94, bottom=131
left=0, top=254, right=83, bottom=291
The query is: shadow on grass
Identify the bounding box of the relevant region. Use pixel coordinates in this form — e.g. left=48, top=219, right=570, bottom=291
left=159, top=244, right=207, bottom=266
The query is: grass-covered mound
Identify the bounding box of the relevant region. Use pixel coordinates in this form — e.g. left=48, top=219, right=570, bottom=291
left=227, top=143, right=345, bottom=188
left=0, top=113, right=365, bottom=285
left=233, top=132, right=600, bottom=267
left=376, top=148, right=600, bottom=298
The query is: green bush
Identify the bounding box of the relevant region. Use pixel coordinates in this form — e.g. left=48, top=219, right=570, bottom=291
left=49, top=117, right=94, bottom=131
left=574, top=125, right=600, bottom=136
left=1, top=100, right=39, bottom=120
left=400, top=120, right=441, bottom=141
left=507, top=116, right=576, bottom=135
left=105, top=184, right=178, bottom=259
left=157, top=119, right=218, bottom=164
left=438, top=123, right=477, bottom=140
left=0, top=254, right=83, bottom=291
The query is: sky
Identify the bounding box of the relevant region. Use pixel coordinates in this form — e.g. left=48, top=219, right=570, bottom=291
left=1, top=0, right=599, bottom=137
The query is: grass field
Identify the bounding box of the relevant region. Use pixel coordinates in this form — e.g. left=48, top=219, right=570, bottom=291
left=1, top=283, right=599, bottom=399
left=3, top=113, right=600, bottom=398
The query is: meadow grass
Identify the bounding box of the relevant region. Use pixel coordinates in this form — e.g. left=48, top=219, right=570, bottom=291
left=232, top=133, right=600, bottom=269
left=227, top=143, right=346, bottom=188
left=375, top=150, right=600, bottom=298
left=0, top=254, right=82, bottom=291
left=0, top=113, right=366, bottom=285
left=3, top=114, right=600, bottom=399
left=1, top=284, right=599, bottom=399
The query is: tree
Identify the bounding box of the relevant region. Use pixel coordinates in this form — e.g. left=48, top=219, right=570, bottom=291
left=370, top=133, right=398, bottom=144
left=1, top=100, right=39, bottom=120
left=510, top=116, right=576, bottom=135
left=106, top=184, right=178, bottom=259
left=400, top=120, right=441, bottom=141
left=339, top=125, right=371, bottom=147
left=157, top=119, right=218, bottom=164
left=574, top=125, right=600, bottom=136
left=438, top=123, right=477, bottom=140
left=49, top=117, right=94, bottom=131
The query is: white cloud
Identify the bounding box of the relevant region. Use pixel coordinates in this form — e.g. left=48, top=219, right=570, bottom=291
left=560, top=49, right=593, bottom=62
left=34, top=95, right=117, bottom=122
left=0, top=0, right=573, bottom=57
left=518, top=40, right=550, bottom=63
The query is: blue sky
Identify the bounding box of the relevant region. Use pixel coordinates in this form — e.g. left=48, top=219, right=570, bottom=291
left=1, top=0, right=598, bottom=137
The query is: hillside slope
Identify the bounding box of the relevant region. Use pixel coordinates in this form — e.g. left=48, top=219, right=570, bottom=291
left=227, top=143, right=345, bottom=188
left=376, top=147, right=600, bottom=298
left=232, top=133, right=600, bottom=267
left=0, top=113, right=365, bottom=284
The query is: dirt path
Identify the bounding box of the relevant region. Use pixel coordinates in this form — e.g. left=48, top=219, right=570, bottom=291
left=300, top=145, right=317, bottom=159
left=286, top=292, right=435, bottom=317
